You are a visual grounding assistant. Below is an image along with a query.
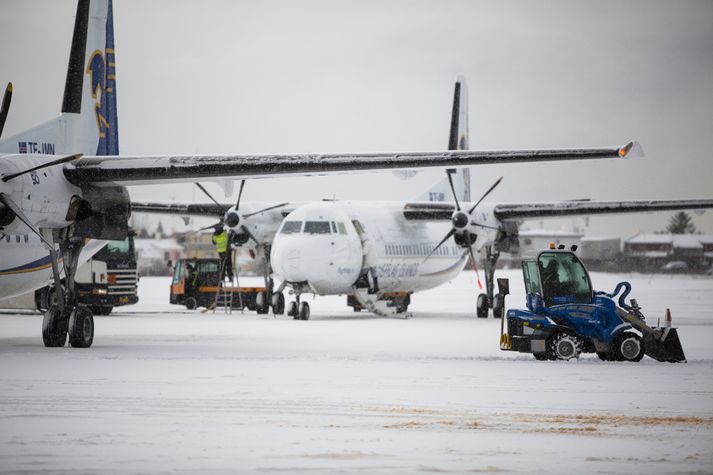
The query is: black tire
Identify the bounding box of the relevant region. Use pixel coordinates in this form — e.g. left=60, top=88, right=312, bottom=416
left=612, top=332, right=644, bottom=362
left=533, top=353, right=549, bottom=361
left=476, top=293, right=489, bottom=319
left=42, top=307, right=68, bottom=347
left=185, top=297, right=198, bottom=310
left=546, top=332, right=583, bottom=361
left=68, top=306, right=94, bottom=348
left=256, top=292, right=269, bottom=314
left=492, top=293, right=505, bottom=319
left=271, top=292, right=285, bottom=315
left=597, top=352, right=613, bottom=361
left=298, top=301, right=310, bottom=321
left=35, top=288, right=48, bottom=312
left=288, top=301, right=298, bottom=318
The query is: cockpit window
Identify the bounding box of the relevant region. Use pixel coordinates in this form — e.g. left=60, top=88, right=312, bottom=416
left=280, top=221, right=303, bottom=234
left=304, top=221, right=332, bottom=234
left=337, top=223, right=347, bottom=235
left=330, top=222, right=337, bottom=233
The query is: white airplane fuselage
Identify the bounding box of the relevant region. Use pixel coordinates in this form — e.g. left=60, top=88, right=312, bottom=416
left=271, top=201, right=499, bottom=296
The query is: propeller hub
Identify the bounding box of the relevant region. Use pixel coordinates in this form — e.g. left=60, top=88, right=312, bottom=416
left=225, top=211, right=240, bottom=228
left=451, top=211, right=469, bottom=229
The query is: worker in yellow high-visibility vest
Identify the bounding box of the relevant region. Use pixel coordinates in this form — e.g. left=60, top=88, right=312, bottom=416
left=212, top=224, right=233, bottom=281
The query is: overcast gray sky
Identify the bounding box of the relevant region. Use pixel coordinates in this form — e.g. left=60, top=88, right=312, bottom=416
left=1, top=0, right=712, bottom=236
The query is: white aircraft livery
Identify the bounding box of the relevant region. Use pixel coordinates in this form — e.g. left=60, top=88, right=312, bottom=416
left=0, top=0, right=652, bottom=348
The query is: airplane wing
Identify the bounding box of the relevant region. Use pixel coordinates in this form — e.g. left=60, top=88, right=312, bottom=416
left=493, top=199, right=713, bottom=221
left=64, top=143, right=638, bottom=186
left=401, top=199, right=713, bottom=221
left=130, top=202, right=226, bottom=217
left=130, top=201, right=299, bottom=218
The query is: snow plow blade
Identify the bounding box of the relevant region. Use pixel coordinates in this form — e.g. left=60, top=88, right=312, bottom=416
left=643, top=328, right=686, bottom=363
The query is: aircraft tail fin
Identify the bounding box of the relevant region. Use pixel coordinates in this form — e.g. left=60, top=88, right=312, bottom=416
left=414, top=75, right=471, bottom=202
left=0, top=0, right=118, bottom=156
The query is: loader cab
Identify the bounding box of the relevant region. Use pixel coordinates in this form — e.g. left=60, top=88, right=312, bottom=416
left=522, top=250, right=593, bottom=308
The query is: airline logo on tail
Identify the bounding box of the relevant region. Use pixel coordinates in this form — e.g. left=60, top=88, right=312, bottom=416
left=86, top=0, right=119, bottom=155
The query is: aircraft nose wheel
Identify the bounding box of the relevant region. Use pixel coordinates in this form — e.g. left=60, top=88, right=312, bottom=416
left=287, top=301, right=298, bottom=318
left=298, top=301, right=310, bottom=320
left=476, top=293, right=489, bottom=318
left=271, top=292, right=285, bottom=315
left=68, top=306, right=94, bottom=348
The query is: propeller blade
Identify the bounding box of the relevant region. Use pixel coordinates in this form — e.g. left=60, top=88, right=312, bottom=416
left=235, top=180, right=246, bottom=210
left=468, top=176, right=503, bottom=214
left=240, top=224, right=260, bottom=245
left=466, top=241, right=483, bottom=290
left=422, top=228, right=456, bottom=263
left=1, top=153, right=82, bottom=183
left=446, top=170, right=461, bottom=211
left=243, top=202, right=290, bottom=219
left=195, top=183, right=228, bottom=211
left=185, top=221, right=222, bottom=235
left=0, top=82, right=12, bottom=139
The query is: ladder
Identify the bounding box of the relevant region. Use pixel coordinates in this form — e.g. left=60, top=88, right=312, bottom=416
left=211, top=249, right=244, bottom=314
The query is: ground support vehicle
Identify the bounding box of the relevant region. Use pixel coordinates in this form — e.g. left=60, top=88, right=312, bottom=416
left=35, top=233, right=139, bottom=315
left=170, top=258, right=273, bottom=312
left=499, top=247, right=686, bottom=362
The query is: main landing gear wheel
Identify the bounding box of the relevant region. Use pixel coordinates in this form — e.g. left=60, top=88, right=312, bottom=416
left=492, top=293, right=504, bottom=319
left=271, top=292, right=285, bottom=315
left=613, top=332, right=644, bottom=362
left=298, top=301, right=310, bottom=321
left=476, top=293, right=489, bottom=318
left=42, top=307, right=68, bottom=348
left=68, top=306, right=94, bottom=348
left=288, top=301, right=298, bottom=319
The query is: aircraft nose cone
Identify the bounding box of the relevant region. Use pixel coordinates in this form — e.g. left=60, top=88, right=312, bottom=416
left=452, top=211, right=469, bottom=229
left=224, top=211, right=240, bottom=228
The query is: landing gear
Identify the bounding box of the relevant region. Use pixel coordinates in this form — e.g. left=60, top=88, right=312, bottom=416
left=476, top=294, right=488, bottom=318
left=298, top=301, right=310, bottom=320
left=255, top=291, right=269, bottom=314
left=492, top=293, right=505, bottom=319
left=287, top=300, right=298, bottom=318
left=42, top=307, right=67, bottom=347
left=40, top=227, right=94, bottom=348
left=271, top=292, right=285, bottom=315
left=68, top=306, right=94, bottom=348
left=474, top=245, right=501, bottom=318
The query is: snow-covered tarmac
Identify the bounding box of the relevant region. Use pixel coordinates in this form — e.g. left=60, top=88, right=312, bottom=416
left=1, top=270, right=712, bottom=474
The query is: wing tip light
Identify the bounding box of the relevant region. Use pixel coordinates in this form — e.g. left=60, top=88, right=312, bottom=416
left=619, top=141, right=644, bottom=159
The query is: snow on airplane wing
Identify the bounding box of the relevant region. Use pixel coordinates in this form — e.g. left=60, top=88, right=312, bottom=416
left=130, top=201, right=300, bottom=218
left=401, top=199, right=713, bottom=221
left=64, top=143, right=638, bottom=186
left=492, top=199, right=713, bottom=221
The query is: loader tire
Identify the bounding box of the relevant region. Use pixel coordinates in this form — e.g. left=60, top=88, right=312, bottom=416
left=612, top=332, right=644, bottom=362
left=547, top=332, right=583, bottom=361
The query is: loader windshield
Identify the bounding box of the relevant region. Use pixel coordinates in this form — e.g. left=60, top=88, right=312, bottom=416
left=538, top=252, right=592, bottom=306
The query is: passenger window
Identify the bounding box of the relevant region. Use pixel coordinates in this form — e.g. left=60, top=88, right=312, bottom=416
left=337, top=223, right=347, bottom=235
left=280, top=221, right=303, bottom=234
left=24, top=235, right=28, bottom=243
left=16, top=235, right=21, bottom=243
left=304, top=221, right=331, bottom=234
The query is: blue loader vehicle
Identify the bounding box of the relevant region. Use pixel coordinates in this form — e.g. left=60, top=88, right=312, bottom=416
left=498, top=246, right=686, bottom=362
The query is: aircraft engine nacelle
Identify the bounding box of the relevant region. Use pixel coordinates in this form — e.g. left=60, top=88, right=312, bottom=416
left=71, top=183, right=131, bottom=240
left=0, top=202, right=15, bottom=228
